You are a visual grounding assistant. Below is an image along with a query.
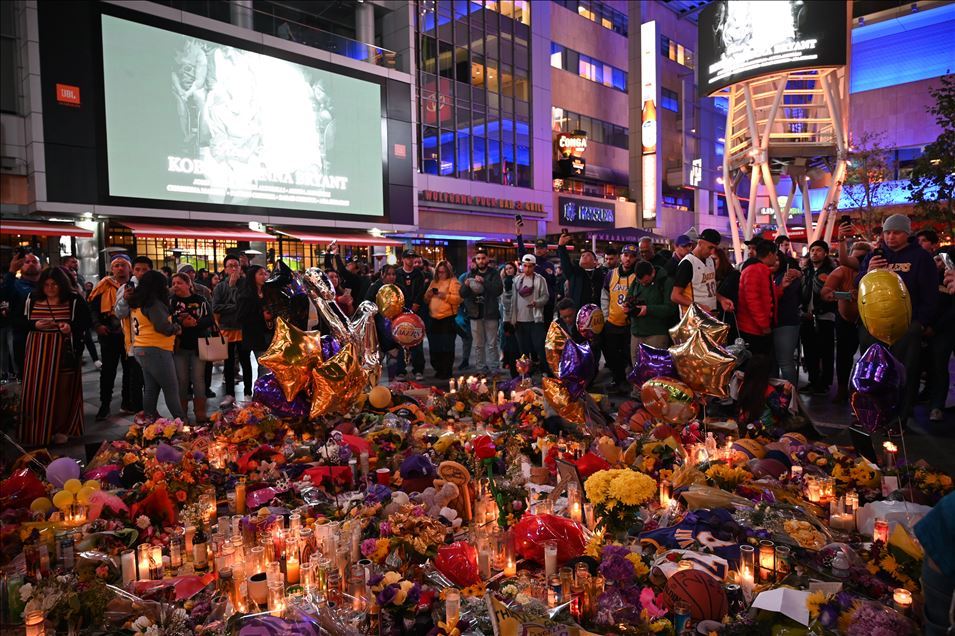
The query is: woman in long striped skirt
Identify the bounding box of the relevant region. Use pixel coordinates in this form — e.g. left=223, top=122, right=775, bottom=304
left=19, top=267, right=90, bottom=446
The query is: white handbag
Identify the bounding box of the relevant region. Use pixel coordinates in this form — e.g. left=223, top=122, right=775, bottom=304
left=198, top=318, right=229, bottom=362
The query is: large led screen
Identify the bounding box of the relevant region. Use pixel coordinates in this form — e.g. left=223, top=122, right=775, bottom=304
left=697, top=0, right=847, bottom=96
left=101, top=14, right=384, bottom=216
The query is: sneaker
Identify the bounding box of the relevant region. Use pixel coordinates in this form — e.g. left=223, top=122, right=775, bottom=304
left=414, top=373, right=425, bottom=381
left=929, top=408, right=944, bottom=422
left=95, top=405, right=110, bottom=421
left=94, top=360, right=103, bottom=369
left=220, top=395, right=236, bottom=409
left=205, top=389, right=216, bottom=398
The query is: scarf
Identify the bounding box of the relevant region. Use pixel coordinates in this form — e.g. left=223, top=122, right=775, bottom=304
left=87, top=277, right=133, bottom=352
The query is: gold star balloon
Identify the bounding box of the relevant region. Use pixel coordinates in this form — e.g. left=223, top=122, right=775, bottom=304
left=669, top=329, right=735, bottom=398
left=541, top=376, right=584, bottom=423
left=669, top=303, right=730, bottom=346
left=544, top=321, right=569, bottom=377
left=310, top=342, right=367, bottom=419
left=258, top=317, right=324, bottom=402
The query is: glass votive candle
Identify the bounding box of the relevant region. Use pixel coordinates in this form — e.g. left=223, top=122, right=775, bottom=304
left=774, top=545, right=791, bottom=580
left=544, top=540, right=558, bottom=578
left=758, top=540, right=775, bottom=582
left=267, top=581, right=286, bottom=616
left=445, top=587, right=461, bottom=627
left=249, top=545, right=265, bottom=574
left=536, top=499, right=554, bottom=516
left=300, top=561, right=315, bottom=597
left=24, top=610, right=45, bottom=636
left=873, top=518, right=890, bottom=544
left=893, top=587, right=912, bottom=613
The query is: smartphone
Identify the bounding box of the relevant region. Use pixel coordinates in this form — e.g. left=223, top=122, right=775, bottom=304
left=15, top=246, right=31, bottom=258
left=515, top=214, right=524, bottom=227
left=840, top=215, right=852, bottom=226
left=872, top=248, right=884, bottom=259
left=833, top=291, right=853, bottom=300
left=561, top=227, right=569, bottom=235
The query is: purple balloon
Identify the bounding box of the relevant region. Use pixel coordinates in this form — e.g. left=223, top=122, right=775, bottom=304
left=252, top=373, right=309, bottom=419
left=627, top=343, right=676, bottom=387
left=46, top=457, right=81, bottom=488
left=320, top=334, right=342, bottom=361
left=850, top=391, right=895, bottom=434
left=576, top=304, right=603, bottom=340
left=850, top=343, right=905, bottom=397
left=559, top=339, right=596, bottom=399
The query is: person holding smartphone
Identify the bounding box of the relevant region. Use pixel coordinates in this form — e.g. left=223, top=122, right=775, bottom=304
left=821, top=241, right=871, bottom=402
left=424, top=260, right=461, bottom=379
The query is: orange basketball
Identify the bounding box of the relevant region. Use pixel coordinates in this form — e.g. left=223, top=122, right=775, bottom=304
left=663, top=569, right=728, bottom=622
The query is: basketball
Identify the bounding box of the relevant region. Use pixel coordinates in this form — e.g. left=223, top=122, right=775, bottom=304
left=663, top=569, right=728, bottom=621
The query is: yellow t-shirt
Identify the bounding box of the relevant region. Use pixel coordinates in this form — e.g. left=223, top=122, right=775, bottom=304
left=130, top=307, right=176, bottom=351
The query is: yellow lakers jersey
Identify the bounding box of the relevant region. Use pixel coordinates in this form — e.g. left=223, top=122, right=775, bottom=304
left=130, top=307, right=176, bottom=351
left=607, top=268, right=636, bottom=326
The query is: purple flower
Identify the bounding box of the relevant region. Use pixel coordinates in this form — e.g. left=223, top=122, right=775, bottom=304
left=368, top=573, right=384, bottom=588
left=338, top=444, right=353, bottom=463
left=377, top=585, right=398, bottom=606
left=365, top=483, right=392, bottom=504
left=361, top=539, right=380, bottom=558
left=406, top=582, right=421, bottom=606
left=601, top=545, right=631, bottom=561
left=379, top=522, right=392, bottom=536
left=599, top=555, right=636, bottom=584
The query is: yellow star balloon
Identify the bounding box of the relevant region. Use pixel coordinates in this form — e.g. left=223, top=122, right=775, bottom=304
left=310, top=342, right=367, bottom=418
left=258, top=317, right=324, bottom=402
left=669, top=328, right=735, bottom=398
left=544, top=321, right=568, bottom=377
left=669, top=302, right=730, bottom=346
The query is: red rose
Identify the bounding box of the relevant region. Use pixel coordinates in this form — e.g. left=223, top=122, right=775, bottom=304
left=473, top=435, right=497, bottom=460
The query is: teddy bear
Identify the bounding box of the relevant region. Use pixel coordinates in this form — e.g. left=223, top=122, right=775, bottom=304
left=383, top=490, right=411, bottom=516
left=412, top=482, right=459, bottom=519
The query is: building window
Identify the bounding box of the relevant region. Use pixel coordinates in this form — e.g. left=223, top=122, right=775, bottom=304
left=551, top=106, right=628, bottom=150
left=661, top=88, right=679, bottom=113
left=660, top=35, right=694, bottom=70
left=552, top=0, right=627, bottom=36
left=416, top=1, right=532, bottom=186
left=0, top=1, right=19, bottom=114
left=551, top=42, right=626, bottom=92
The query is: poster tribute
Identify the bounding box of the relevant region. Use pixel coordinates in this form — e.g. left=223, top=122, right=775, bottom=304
left=697, top=0, right=847, bottom=95
left=101, top=14, right=384, bottom=216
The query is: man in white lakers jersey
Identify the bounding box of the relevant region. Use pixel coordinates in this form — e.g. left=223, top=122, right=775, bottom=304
left=670, top=229, right=735, bottom=314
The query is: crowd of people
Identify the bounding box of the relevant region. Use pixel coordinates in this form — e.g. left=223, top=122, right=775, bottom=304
left=2, top=213, right=954, bottom=447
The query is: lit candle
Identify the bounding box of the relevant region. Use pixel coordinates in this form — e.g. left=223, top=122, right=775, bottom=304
left=268, top=581, right=286, bottom=616
left=504, top=556, right=517, bottom=577
left=503, top=530, right=517, bottom=577
left=569, top=501, right=582, bottom=524
left=24, top=610, right=45, bottom=636
left=893, top=587, right=912, bottom=612
left=739, top=565, right=755, bottom=600
left=138, top=544, right=151, bottom=580
left=544, top=541, right=558, bottom=578
left=234, top=477, right=247, bottom=515
left=873, top=518, right=890, bottom=544
left=883, top=441, right=898, bottom=469
left=497, top=390, right=505, bottom=405
left=790, top=465, right=803, bottom=479
left=286, top=554, right=300, bottom=584
left=758, top=540, right=775, bottom=582
left=724, top=438, right=734, bottom=462
left=830, top=513, right=855, bottom=533
left=445, top=587, right=461, bottom=628
left=845, top=491, right=859, bottom=515
left=659, top=479, right=672, bottom=508
left=449, top=378, right=456, bottom=393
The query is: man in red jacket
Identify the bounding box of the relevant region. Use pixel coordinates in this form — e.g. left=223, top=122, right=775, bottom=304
left=738, top=241, right=799, bottom=357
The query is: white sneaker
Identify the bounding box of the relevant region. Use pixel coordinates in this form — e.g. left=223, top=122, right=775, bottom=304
left=94, top=360, right=103, bottom=369
left=929, top=408, right=944, bottom=422
left=414, top=373, right=425, bottom=381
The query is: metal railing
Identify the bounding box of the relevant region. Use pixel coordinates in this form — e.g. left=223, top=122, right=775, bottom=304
left=157, top=0, right=399, bottom=68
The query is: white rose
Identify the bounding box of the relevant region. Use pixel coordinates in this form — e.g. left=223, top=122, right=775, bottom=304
left=136, top=515, right=151, bottom=529
left=132, top=615, right=152, bottom=632
left=18, top=582, right=33, bottom=602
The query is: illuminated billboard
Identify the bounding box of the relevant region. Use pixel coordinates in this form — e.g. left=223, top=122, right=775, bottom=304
left=697, top=0, right=847, bottom=96
left=101, top=14, right=385, bottom=216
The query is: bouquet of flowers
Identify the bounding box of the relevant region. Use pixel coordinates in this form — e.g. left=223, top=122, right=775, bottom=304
left=584, top=468, right=657, bottom=537
left=382, top=504, right=449, bottom=563
left=705, top=463, right=753, bottom=491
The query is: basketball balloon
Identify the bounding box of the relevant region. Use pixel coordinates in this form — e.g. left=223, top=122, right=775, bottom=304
left=731, top=438, right=765, bottom=461
left=663, top=569, right=728, bottom=622
left=857, top=270, right=911, bottom=346
left=391, top=312, right=425, bottom=349
left=640, top=377, right=698, bottom=425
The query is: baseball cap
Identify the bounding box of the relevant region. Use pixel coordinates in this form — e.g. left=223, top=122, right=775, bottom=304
left=809, top=239, right=830, bottom=253
left=774, top=235, right=791, bottom=245
left=521, top=254, right=537, bottom=265
left=675, top=234, right=693, bottom=248
left=474, top=247, right=488, bottom=255
left=534, top=238, right=548, bottom=249
left=177, top=263, right=196, bottom=274
left=605, top=246, right=619, bottom=256
left=699, top=229, right=722, bottom=245
left=401, top=249, right=417, bottom=258
left=621, top=244, right=638, bottom=255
